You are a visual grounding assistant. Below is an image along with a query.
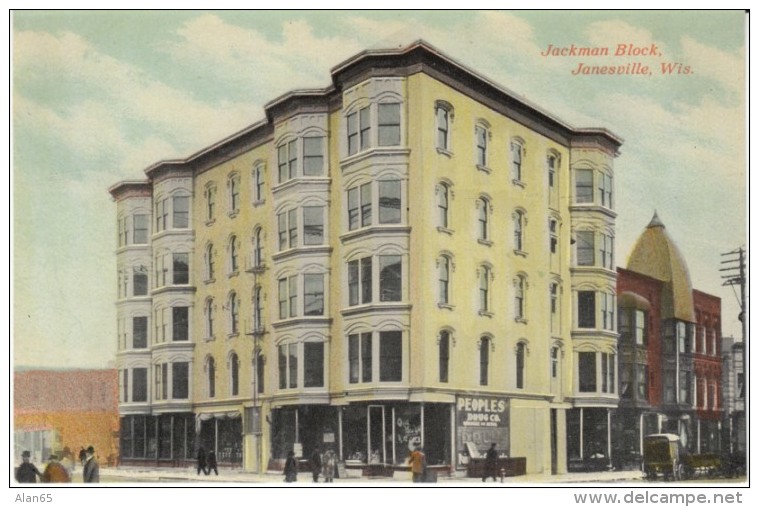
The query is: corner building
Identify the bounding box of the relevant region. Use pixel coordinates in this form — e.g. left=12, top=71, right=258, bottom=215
left=109, top=41, right=622, bottom=476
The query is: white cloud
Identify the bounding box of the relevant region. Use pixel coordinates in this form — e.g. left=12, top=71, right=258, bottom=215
left=680, top=35, right=745, bottom=97
left=584, top=19, right=667, bottom=57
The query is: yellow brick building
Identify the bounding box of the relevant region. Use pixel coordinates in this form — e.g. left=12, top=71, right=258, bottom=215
left=109, top=41, right=621, bottom=476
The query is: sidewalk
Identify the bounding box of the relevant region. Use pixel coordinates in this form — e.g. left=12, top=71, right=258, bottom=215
left=99, top=465, right=646, bottom=485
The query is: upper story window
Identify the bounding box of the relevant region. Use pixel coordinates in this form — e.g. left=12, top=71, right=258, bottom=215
left=379, top=255, right=402, bottom=302
left=278, top=206, right=325, bottom=250
left=439, top=330, right=451, bottom=383
left=347, top=179, right=403, bottom=231
left=303, top=137, right=324, bottom=177
left=479, top=337, right=491, bottom=386
left=576, top=230, right=595, bottom=266
left=253, top=227, right=265, bottom=268
left=133, top=266, right=149, bottom=296
left=349, top=332, right=372, bottom=383
left=278, top=275, right=298, bottom=320
left=253, top=164, right=265, bottom=203
left=229, top=352, right=240, bottom=396
left=477, top=197, right=490, bottom=242
left=155, top=195, right=189, bottom=232
left=253, top=285, right=264, bottom=332
left=278, top=209, right=298, bottom=251
left=514, top=275, right=527, bottom=321
left=438, top=255, right=451, bottom=305
left=347, top=106, right=370, bottom=156
left=304, top=273, right=325, bottom=316
left=577, top=290, right=596, bottom=328
left=303, top=206, right=325, bottom=245
left=206, top=357, right=216, bottom=398
left=478, top=265, right=492, bottom=314
left=378, top=103, right=401, bottom=146
left=551, top=346, right=559, bottom=379
left=475, top=124, right=488, bottom=168
left=278, top=140, right=298, bottom=184
left=513, top=210, right=525, bottom=252
left=511, top=141, right=524, bottom=182
left=228, top=173, right=240, bottom=214
left=133, top=214, right=149, bottom=244
left=435, top=103, right=452, bottom=152
left=549, top=219, right=558, bottom=254
left=205, top=298, right=215, bottom=340
left=516, top=342, right=526, bottom=389
left=578, top=351, right=596, bottom=392
left=228, top=235, right=240, bottom=274
left=278, top=340, right=326, bottom=389
left=436, top=182, right=450, bottom=229
left=575, top=169, right=594, bottom=204
left=547, top=154, right=558, bottom=188
left=600, top=233, right=614, bottom=270
left=347, top=253, right=402, bottom=306
left=173, top=306, right=189, bottom=341
left=205, top=184, right=216, bottom=222
left=205, top=243, right=215, bottom=281
left=228, top=292, right=239, bottom=335
left=599, top=172, right=613, bottom=208
left=550, top=282, right=560, bottom=334
left=348, top=330, right=402, bottom=384
left=275, top=270, right=327, bottom=320
left=348, top=257, right=372, bottom=306
left=601, top=292, right=615, bottom=331
left=132, top=316, right=148, bottom=349
left=173, top=253, right=189, bottom=285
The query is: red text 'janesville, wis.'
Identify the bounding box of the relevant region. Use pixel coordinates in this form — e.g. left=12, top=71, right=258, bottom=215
left=541, top=43, right=692, bottom=76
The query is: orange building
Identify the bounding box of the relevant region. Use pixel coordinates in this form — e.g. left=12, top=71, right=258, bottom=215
left=14, top=369, right=120, bottom=468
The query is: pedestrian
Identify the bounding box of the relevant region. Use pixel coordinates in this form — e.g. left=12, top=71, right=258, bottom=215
left=15, top=450, right=42, bottom=483
left=78, top=447, right=87, bottom=467
left=407, top=444, right=426, bottom=483
left=82, top=446, right=99, bottom=483
left=283, top=450, right=298, bottom=483
left=483, top=442, right=499, bottom=482
left=196, top=447, right=208, bottom=475
left=61, top=446, right=75, bottom=474
left=311, top=446, right=322, bottom=482
left=206, top=449, right=218, bottom=476
left=322, top=449, right=337, bottom=483
left=42, top=455, right=71, bottom=483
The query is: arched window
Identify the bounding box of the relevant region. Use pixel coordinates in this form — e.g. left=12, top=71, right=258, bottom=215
left=511, top=140, right=524, bottom=182
left=438, top=255, right=451, bottom=305
left=439, top=330, right=450, bottom=383
left=252, top=228, right=264, bottom=269
left=436, top=183, right=450, bottom=229
left=207, top=357, right=216, bottom=398
left=229, top=352, right=240, bottom=396
left=253, top=285, right=264, bottom=332
left=229, top=292, right=239, bottom=335
left=514, top=210, right=525, bottom=251
left=435, top=102, right=453, bottom=151
left=477, top=197, right=490, bottom=241
left=475, top=124, right=488, bottom=168
left=205, top=298, right=215, bottom=340
left=253, top=164, right=265, bottom=203
left=479, top=266, right=491, bottom=313
left=229, top=235, right=239, bottom=273
left=479, top=337, right=491, bottom=386
left=516, top=342, right=526, bottom=388
left=514, top=275, right=527, bottom=320
left=228, top=173, right=240, bottom=214
left=205, top=243, right=215, bottom=281
left=205, top=184, right=217, bottom=221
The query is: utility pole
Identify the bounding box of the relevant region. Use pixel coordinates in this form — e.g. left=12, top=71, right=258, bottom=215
left=720, top=246, right=746, bottom=453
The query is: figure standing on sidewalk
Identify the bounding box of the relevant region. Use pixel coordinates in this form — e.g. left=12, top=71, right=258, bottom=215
left=283, top=450, right=298, bottom=483
left=83, top=446, right=99, bottom=483
left=15, top=450, right=42, bottom=483
left=207, top=449, right=218, bottom=476
left=311, top=446, right=322, bottom=482
left=42, top=454, right=71, bottom=483
left=196, top=447, right=208, bottom=475
left=408, top=444, right=426, bottom=483
left=322, top=449, right=337, bottom=483
left=483, top=443, right=499, bottom=482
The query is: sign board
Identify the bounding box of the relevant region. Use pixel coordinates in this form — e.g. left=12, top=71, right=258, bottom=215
left=293, top=442, right=303, bottom=458
left=336, top=461, right=347, bottom=478
left=456, top=395, right=509, bottom=458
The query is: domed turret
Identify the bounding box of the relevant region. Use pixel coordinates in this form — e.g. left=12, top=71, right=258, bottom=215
left=626, top=212, right=695, bottom=321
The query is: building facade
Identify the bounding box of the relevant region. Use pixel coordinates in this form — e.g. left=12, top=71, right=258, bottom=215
left=109, top=41, right=622, bottom=475
left=613, top=214, right=723, bottom=469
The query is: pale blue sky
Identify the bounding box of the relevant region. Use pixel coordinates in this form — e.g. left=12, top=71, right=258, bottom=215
left=11, top=10, right=747, bottom=368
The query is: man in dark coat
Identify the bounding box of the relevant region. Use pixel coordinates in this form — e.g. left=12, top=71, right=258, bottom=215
left=15, top=451, right=42, bottom=483
left=206, top=449, right=218, bottom=476
left=196, top=447, right=208, bottom=475
left=483, top=443, right=499, bottom=482
left=311, top=446, right=322, bottom=482
left=82, top=446, right=99, bottom=483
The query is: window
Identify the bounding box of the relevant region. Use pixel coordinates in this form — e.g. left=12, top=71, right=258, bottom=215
left=378, top=103, right=401, bottom=146
left=253, top=165, right=265, bottom=202
left=278, top=139, right=298, bottom=183
left=379, top=255, right=402, bottom=302
left=514, top=211, right=525, bottom=251
left=516, top=343, right=526, bottom=389
left=477, top=198, right=489, bottom=241
left=379, top=331, right=402, bottom=381
left=121, top=369, right=130, bottom=402
left=256, top=352, right=265, bottom=394
left=303, top=206, right=324, bottom=245
left=601, top=353, right=615, bottom=393
left=349, top=332, right=372, bottom=383
left=439, top=331, right=450, bottom=383
left=577, top=231, right=595, bottom=266
left=600, top=233, right=614, bottom=269
left=677, top=321, right=688, bottom=353
left=549, top=219, right=558, bottom=254
left=277, top=210, right=298, bottom=250
left=133, top=266, right=148, bottom=296
left=133, top=214, right=149, bottom=244
left=303, top=137, right=324, bottom=176
left=348, top=257, right=372, bottom=306
left=253, top=228, right=264, bottom=268
left=578, top=291, right=596, bottom=328
left=228, top=292, right=239, bottom=335
left=206, top=299, right=215, bottom=340
left=278, top=343, right=298, bottom=389
left=206, top=185, right=216, bottom=221
left=579, top=352, right=596, bottom=392
left=378, top=180, right=401, bottom=224
left=600, top=173, right=613, bottom=208
left=436, top=183, right=449, bottom=229
left=436, top=106, right=450, bottom=151
left=304, top=273, right=325, bottom=316
left=304, top=342, right=325, bottom=387
left=551, top=347, right=559, bottom=378
left=514, top=275, right=526, bottom=320
left=155, top=198, right=168, bottom=232
left=679, top=370, right=691, bottom=404
left=132, top=368, right=147, bottom=402
left=550, top=283, right=559, bottom=334
left=230, top=353, right=240, bottom=396
left=119, top=216, right=129, bottom=247
left=479, top=337, right=490, bottom=386
left=601, top=293, right=615, bottom=331
left=438, top=256, right=450, bottom=305
left=347, top=183, right=372, bottom=230
left=475, top=125, right=487, bottom=167
left=173, top=307, right=189, bottom=341
left=207, top=357, right=216, bottom=398
left=155, top=363, right=167, bottom=400
left=205, top=243, right=215, bottom=280
left=172, top=362, right=189, bottom=399
left=664, top=370, right=676, bottom=403
left=229, top=235, right=239, bottom=273
left=575, top=169, right=594, bottom=203
left=479, top=267, right=490, bottom=313
left=173, top=253, right=189, bottom=284
left=278, top=276, right=297, bottom=319
left=347, top=106, right=370, bottom=156
left=547, top=155, right=557, bottom=188
left=253, top=286, right=264, bottom=331
left=173, top=196, right=189, bottom=229
left=228, top=174, right=240, bottom=214
left=133, top=316, right=148, bottom=349
left=635, top=310, right=646, bottom=345
left=511, top=142, right=523, bottom=181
